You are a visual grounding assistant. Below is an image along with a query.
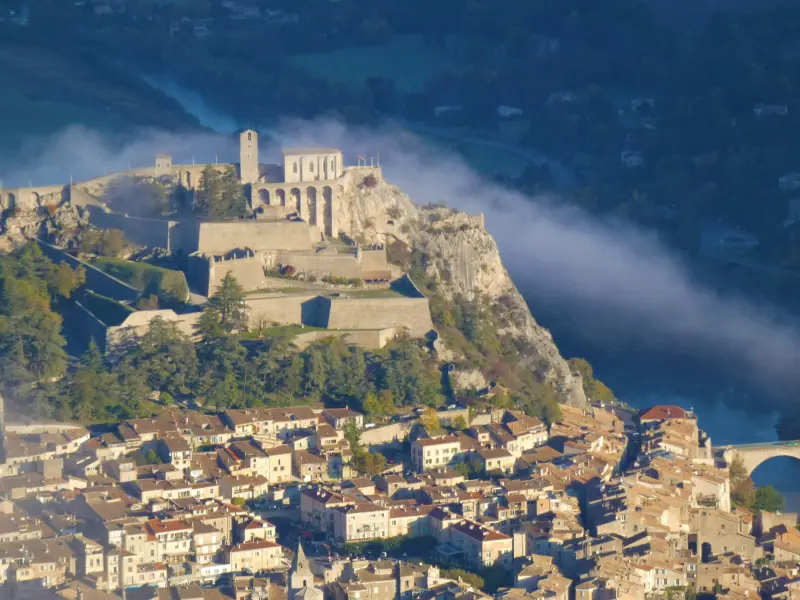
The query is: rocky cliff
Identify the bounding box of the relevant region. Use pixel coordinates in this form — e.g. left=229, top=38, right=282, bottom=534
left=336, top=169, right=587, bottom=407
left=0, top=204, right=88, bottom=251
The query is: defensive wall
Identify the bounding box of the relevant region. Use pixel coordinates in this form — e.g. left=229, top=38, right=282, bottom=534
left=189, top=242, right=391, bottom=296
left=189, top=251, right=266, bottom=296
left=105, top=310, right=200, bottom=354
left=275, top=250, right=363, bottom=281
left=86, top=206, right=178, bottom=252
left=292, top=327, right=401, bottom=351
left=316, top=297, right=434, bottom=337
left=195, top=219, right=313, bottom=254
left=361, top=421, right=414, bottom=447
left=245, top=292, right=320, bottom=327
left=37, top=240, right=140, bottom=303
left=0, top=184, right=69, bottom=212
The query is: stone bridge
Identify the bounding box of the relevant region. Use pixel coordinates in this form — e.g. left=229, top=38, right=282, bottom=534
left=716, top=441, right=800, bottom=475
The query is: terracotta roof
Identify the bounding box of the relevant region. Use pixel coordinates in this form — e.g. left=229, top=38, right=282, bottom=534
left=640, top=405, right=689, bottom=421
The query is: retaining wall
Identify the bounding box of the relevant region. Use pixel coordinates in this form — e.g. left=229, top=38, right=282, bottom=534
left=361, top=421, right=412, bottom=446
left=276, top=252, right=362, bottom=280
left=320, top=297, right=433, bottom=336
left=245, top=293, right=319, bottom=327
left=207, top=255, right=266, bottom=294
left=292, top=327, right=399, bottom=351
left=106, top=310, right=201, bottom=353
left=360, top=248, right=389, bottom=273
left=37, top=241, right=140, bottom=303
left=196, top=220, right=313, bottom=254
left=86, top=207, right=176, bottom=251
left=64, top=299, right=111, bottom=352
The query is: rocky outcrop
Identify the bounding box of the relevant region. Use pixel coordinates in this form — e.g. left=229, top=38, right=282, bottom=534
left=336, top=169, right=587, bottom=407
left=1, top=204, right=88, bottom=250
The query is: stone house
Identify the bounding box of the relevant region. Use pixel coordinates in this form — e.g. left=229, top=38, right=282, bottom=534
left=478, top=448, right=515, bottom=474
left=446, top=521, right=513, bottom=569
left=411, top=436, right=463, bottom=472
left=226, top=539, right=283, bottom=572
left=294, top=450, right=328, bottom=482
left=322, top=409, right=364, bottom=430
left=332, top=503, right=390, bottom=544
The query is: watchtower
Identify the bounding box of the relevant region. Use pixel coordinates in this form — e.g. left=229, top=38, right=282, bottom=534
left=240, top=129, right=259, bottom=185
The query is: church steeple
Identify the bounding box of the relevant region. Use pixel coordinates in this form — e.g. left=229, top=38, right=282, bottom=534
left=289, top=541, right=311, bottom=600
left=292, top=540, right=309, bottom=575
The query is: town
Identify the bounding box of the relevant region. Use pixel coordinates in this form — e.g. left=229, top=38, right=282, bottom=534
left=0, top=398, right=795, bottom=600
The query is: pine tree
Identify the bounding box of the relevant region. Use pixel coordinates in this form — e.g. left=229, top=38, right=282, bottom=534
left=205, top=273, right=249, bottom=333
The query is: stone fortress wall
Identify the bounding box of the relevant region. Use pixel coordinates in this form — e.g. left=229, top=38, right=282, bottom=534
left=14, top=132, right=437, bottom=354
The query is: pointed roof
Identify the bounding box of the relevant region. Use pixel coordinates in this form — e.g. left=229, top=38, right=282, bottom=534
left=293, top=540, right=310, bottom=575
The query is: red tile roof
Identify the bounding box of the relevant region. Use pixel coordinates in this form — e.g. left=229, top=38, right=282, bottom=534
left=639, top=405, right=689, bottom=422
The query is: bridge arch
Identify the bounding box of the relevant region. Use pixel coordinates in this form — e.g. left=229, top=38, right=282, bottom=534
left=722, top=442, right=800, bottom=476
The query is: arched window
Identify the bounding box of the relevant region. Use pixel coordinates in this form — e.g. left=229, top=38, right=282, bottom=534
left=248, top=132, right=252, bottom=141
left=293, top=162, right=298, bottom=174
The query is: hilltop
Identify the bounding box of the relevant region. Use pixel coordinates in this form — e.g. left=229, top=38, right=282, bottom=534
left=0, top=141, right=592, bottom=424
left=334, top=170, right=587, bottom=408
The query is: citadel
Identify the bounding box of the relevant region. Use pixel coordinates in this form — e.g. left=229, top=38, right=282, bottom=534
left=1, top=130, right=438, bottom=353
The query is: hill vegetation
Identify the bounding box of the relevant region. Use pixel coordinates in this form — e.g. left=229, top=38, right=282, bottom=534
left=91, top=256, right=189, bottom=308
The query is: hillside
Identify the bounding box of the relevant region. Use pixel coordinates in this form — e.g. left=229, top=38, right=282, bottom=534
left=336, top=170, right=587, bottom=408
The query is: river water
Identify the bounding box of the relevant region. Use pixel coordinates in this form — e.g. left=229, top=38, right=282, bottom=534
left=143, top=77, right=800, bottom=511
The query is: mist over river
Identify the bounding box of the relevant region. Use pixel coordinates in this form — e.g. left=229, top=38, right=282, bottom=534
left=142, top=76, right=800, bottom=511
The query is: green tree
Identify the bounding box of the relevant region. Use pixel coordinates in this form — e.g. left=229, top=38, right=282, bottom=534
left=452, top=415, right=468, bottom=430
left=122, top=317, right=198, bottom=395
left=378, top=390, right=395, bottom=415
left=352, top=450, right=386, bottom=476
left=362, top=391, right=383, bottom=420
left=753, top=485, right=785, bottom=513
left=194, top=166, right=222, bottom=217
left=344, top=420, right=362, bottom=452
left=419, top=407, right=443, bottom=435
left=205, top=272, right=249, bottom=333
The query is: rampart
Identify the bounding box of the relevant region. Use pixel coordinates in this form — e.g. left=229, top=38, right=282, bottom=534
left=0, top=184, right=68, bottom=212
left=276, top=251, right=363, bottom=280
left=86, top=207, right=177, bottom=252
left=195, top=220, right=313, bottom=254
left=244, top=293, right=320, bottom=327
left=37, top=240, right=140, bottom=303
left=292, top=327, right=400, bottom=350
left=318, top=297, right=434, bottom=337
left=105, top=310, right=200, bottom=353
left=206, top=253, right=267, bottom=295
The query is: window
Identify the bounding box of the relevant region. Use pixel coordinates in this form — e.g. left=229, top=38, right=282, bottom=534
left=248, top=132, right=252, bottom=141
left=310, top=162, right=314, bottom=172
left=293, top=163, right=298, bottom=174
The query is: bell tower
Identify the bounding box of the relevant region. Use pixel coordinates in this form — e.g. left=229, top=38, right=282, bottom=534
left=239, top=129, right=259, bottom=185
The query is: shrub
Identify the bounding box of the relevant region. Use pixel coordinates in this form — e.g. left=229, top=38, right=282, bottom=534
left=361, top=174, right=379, bottom=188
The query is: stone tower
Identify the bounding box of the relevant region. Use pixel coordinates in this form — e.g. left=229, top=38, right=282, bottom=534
left=239, top=129, right=259, bottom=185
left=289, top=541, right=311, bottom=600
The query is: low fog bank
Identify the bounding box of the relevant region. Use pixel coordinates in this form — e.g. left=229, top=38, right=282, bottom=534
left=5, top=118, right=800, bottom=402
left=0, top=125, right=239, bottom=188
left=272, top=118, right=800, bottom=401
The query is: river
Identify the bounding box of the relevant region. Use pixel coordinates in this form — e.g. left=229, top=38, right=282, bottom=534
left=143, top=76, right=800, bottom=511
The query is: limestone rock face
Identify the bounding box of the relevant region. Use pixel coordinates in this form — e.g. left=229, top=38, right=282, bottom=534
left=1, top=204, right=88, bottom=250
left=336, top=169, right=587, bottom=407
